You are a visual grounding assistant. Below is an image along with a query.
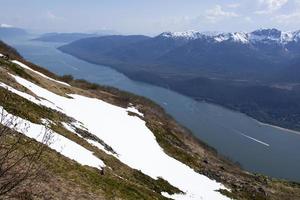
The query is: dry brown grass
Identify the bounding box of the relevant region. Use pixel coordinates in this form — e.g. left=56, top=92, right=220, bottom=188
left=1, top=47, right=300, bottom=199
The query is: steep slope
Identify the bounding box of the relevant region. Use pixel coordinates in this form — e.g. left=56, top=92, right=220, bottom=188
left=274, top=60, right=300, bottom=82
left=1, top=42, right=229, bottom=199
left=156, top=37, right=275, bottom=78
left=0, top=40, right=22, bottom=58
left=1, top=42, right=300, bottom=199
left=103, top=33, right=194, bottom=63
left=156, top=29, right=300, bottom=79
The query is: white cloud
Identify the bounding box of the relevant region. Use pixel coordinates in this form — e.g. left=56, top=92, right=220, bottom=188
left=273, top=11, right=300, bottom=24
left=227, top=3, right=241, bottom=8
left=244, top=16, right=253, bottom=23
left=0, top=23, right=13, bottom=28
left=271, top=0, right=300, bottom=26
left=256, top=0, right=289, bottom=14
left=46, top=11, right=63, bottom=20
left=205, top=5, right=239, bottom=23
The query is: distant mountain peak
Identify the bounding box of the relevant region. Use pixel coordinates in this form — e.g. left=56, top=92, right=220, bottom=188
left=214, top=32, right=249, bottom=43
left=249, top=29, right=300, bottom=44
left=159, top=28, right=300, bottom=45
left=251, top=28, right=281, bottom=36
left=159, top=30, right=205, bottom=40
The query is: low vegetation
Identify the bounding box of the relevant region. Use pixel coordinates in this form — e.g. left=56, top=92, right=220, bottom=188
left=62, top=75, right=300, bottom=200
left=1, top=41, right=300, bottom=199
left=0, top=106, right=51, bottom=197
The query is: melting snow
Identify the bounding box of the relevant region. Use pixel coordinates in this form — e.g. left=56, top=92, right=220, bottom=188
left=0, top=107, right=105, bottom=169
left=0, top=81, right=62, bottom=111
left=12, top=60, right=70, bottom=87
left=1, top=60, right=230, bottom=200
left=61, top=122, right=115, bottom=156
left=62, top=122, right=77, bottom=134
left=126, top=106, right=144, bottom=117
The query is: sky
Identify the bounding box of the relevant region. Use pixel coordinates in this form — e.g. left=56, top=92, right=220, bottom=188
left=0, top=0, right=300, bottom=35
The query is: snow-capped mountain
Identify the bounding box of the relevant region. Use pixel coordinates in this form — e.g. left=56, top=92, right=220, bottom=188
left=159, top=28, right=300, bottom=45
left=60, top=28, right=300, bottom=85
left=214, top=32, right=249, bottom=43
left=249, top=29, right=300, bottom=44
left=158, top=30, right=207, bottom=40
left=2, top=36, right=300, bottom=199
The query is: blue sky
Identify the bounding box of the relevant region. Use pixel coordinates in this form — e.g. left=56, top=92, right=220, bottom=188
left=0, top=0, right=300, bottom=35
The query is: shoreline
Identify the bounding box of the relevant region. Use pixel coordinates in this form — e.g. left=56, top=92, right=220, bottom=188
left=57, top=47, right=300, bottom=137
left=257, top=120, right=300, bottom=136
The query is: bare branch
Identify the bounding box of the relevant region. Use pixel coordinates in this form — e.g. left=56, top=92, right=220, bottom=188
left=0, top=103, right=52, bottom=196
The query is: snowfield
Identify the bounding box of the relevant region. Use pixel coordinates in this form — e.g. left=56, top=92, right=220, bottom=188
left=12, top=60, right=70, bottom=87
left=126, top=106, right=144, bottom=117
left=0, top=107, right=105, bottom=170
left=61, top=121, right=116, bottom=156
left=1, top=60, right=231, bottom=200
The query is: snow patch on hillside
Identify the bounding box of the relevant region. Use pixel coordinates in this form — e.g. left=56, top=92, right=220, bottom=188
left=62, top=122, right=78, bottom=134
left=3, top=60, right=230, bottom=200
left=0, top=81, right=62, bottom=111
left=126, top=106, right=144, bottom=117
left=0, top=106, right=105, bottom=170
left=62, top=121, right=115, bottom=156
left=12, top=60, right=70, bottom=87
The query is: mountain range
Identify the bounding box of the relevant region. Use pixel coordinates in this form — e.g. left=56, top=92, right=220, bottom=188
left=32, top=32, right=99, bottom=43
left=59, top=28, right=300, bottom=132
left=0, top=24, right=28, bottom=39
left=3, top=40, right=300, bottom=199
left=32, top=30, right=119, bottom=43
left=59, top=28, right=300, bottom=81
left=159, top=29, right=300, bottom=44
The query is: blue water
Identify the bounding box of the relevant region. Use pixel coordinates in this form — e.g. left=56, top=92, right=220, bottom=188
left=7, top=39, right=300, bottom=182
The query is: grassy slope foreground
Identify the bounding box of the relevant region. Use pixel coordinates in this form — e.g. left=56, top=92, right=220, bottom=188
left=0, top=41, right=300, bottom=200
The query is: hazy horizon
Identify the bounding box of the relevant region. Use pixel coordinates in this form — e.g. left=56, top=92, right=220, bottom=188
left=1, top=0, right=300, bottom=36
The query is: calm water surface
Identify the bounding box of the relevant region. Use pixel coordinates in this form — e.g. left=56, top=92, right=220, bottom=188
left=7, top=39, right=300, bottom=182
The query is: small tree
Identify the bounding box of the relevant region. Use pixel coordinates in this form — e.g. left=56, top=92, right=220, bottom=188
left=0, top=107, right=51, bottom=196
left=60, top=74, right=74, bottom=83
